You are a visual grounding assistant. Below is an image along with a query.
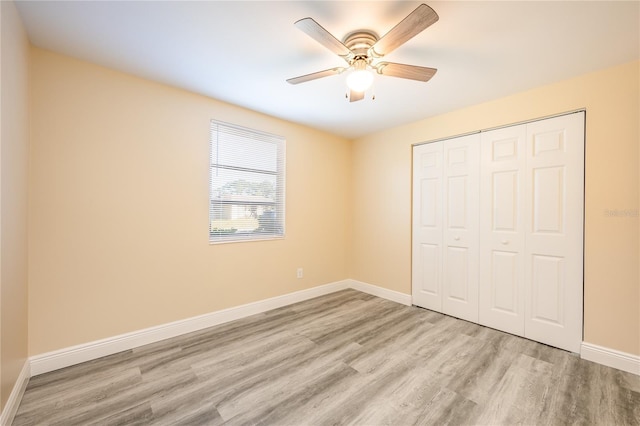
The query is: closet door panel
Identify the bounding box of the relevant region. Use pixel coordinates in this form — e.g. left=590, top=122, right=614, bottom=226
left=418, top=243, right=440, bottom=297
left=446, top=246, right=469, bottom=300
left=479, top=125, right=526, bottom=335
left=412, top=142, right=444, bottom=311
left=491, top=251, right=519, bottom=312
left=413, top=112, right=584, bottom=354
left=524, top=112, right=584, bottom=353
left=442, top=134, right=480, bottom=322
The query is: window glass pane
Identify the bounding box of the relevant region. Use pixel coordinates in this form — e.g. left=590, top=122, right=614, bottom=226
left=209, top=120, right=285, bottom=243
left=210, top=203, right=277, bottom=236
left=210, top=168, right=276, bottom=202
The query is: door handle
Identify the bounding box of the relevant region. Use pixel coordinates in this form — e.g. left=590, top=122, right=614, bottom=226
left=501, top=240, right=509, bottom=245
left=454, top=236, right=460, bottom=241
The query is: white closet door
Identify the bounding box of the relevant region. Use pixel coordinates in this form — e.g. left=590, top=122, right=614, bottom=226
left=524, top=112, right=584, bottom=353
left=412, top=142, right=443, bottom=311
left=442, top=134, right=480, bottom=322
left=479, top=125, right=526, bottom=335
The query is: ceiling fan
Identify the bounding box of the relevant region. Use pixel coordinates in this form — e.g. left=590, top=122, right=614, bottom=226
left=287, top=3, right=439, bottom=102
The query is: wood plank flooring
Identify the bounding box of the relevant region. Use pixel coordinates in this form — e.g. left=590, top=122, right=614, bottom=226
left=13, top=289, right=640, bottom=425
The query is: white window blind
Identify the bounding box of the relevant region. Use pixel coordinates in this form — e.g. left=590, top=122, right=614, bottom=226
left=209, top=120, right=285, bottom=243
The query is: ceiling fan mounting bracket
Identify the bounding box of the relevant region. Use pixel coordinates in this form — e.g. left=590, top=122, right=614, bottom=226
left=374, top=63, right=387, bottom=74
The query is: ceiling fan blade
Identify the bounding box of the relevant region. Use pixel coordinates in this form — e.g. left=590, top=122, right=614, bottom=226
left=349, top=90, right=365, bottom=102
left=375, top=62, right=437, bottom=82
left=286, top=67, right=345, bottom=85
left=370, top=4, right=439, bottom=57
left=295, top=18, right=352, bottom=58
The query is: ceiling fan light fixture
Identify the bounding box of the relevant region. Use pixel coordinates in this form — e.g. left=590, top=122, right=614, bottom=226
left=346, top=68, right=374, bottom=92
left=346, top=58, right=374, bottom=92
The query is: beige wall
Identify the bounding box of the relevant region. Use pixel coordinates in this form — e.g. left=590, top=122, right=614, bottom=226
left=24, top=41, right=640, bottom=360
left=0, top=0, right=30, bottom=410
left=351, top=60, right=640, bottom=356
left=28, top=48, right=351, bottom=355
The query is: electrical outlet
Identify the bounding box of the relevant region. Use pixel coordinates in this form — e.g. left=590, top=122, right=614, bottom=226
left=296, top=268, right=303, bottom=279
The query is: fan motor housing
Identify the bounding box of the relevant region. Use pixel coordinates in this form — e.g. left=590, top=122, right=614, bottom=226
left=343, top=30, right=378, bottom=57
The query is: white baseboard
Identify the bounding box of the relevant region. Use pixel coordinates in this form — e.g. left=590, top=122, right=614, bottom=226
left=346, top=279, right=412, bottom=306
left=30, top=279, right=412, bottom=377
left=19, top=280, right=639, bottom=414
left=0, top=359, right=30, bottom=425
left=31, top=280, right=349, bottom=376
left=581, top=342, right=640, bottom=376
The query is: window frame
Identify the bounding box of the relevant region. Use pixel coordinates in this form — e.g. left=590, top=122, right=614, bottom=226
left=208, top=120, right=286, bottom=244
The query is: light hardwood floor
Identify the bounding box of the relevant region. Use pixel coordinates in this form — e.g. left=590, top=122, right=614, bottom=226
left=13, top=289, right=640, bottom=425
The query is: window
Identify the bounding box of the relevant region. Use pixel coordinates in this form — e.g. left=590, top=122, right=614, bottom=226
left=209, top=120, right=285, bottom=243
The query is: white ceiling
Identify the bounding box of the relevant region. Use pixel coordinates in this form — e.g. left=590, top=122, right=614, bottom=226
left=15, top=1, right=640, bottom=139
